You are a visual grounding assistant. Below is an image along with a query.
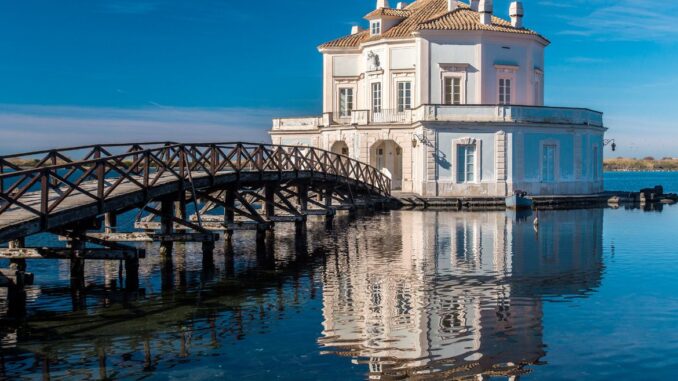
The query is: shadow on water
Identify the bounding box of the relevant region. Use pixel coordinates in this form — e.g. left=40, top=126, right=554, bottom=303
left=0, top=209, right=605, bottom=380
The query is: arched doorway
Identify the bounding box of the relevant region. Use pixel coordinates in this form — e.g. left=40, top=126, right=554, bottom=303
left=370, top=140, right=403, bottom=190
left=330, top=141, right=349, bottom=157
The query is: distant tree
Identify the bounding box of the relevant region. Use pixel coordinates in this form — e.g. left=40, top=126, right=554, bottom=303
left=662, top=156, right=674, bottom=161
left=643, top=156, right=656, bottom=161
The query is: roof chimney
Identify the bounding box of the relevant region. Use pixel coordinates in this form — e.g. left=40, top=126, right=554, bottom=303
left=448, top=0, right=458, bottom=12
left=509, top=1, right=524, bottom=28
left=396, top=2, right=408, bottom=9
left=470, top=0, right=480, bottom=11
left=351, top=25, right=365, bottom=35
left=479, top=0, right=493, bottom=25
left=376, top=0, right=390, bottom=9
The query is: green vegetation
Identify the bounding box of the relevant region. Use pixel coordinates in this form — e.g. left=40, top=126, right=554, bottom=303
left=605, top=157, right=678, bottom=172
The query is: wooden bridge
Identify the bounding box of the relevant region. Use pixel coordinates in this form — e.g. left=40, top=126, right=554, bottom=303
left=0, top=142, right=392, bottom=314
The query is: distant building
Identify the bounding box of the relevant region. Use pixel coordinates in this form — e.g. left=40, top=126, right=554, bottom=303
left=270, top=0, right=606, bottom=196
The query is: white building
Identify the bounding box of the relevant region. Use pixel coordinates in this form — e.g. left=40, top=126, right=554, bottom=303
left=270, top=0, right=606, bottom=197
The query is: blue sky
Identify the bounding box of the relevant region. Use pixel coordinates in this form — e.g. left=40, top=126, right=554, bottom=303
left=0, top=0, right=676, bottom=157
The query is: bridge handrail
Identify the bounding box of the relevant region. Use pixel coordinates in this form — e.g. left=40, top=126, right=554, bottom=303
left=0, top=143, right=391, bottom=220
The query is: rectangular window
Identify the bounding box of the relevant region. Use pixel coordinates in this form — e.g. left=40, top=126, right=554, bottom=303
left=499, top=78, right=512, bottom=105
left=339, top=88, right=353, bottom=117
left=444, top=77, right=462, bottom=105
left=542, top=144, right=556, bottom=182
left=397, top=82, right=412, bottom=112
left=371, top=82, right=382, bottom=113
left=457, top=145, right=476, bottom=183
left=371, top=21, right=381, bottom=35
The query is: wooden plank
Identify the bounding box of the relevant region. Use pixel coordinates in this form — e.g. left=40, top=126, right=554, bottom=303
left=0, top=248, right=145, bottom=260
left=59, top=232, right=154, bottom=242
left=304, top=209, right=333, bottom=216
left=268, top=215, right=304, bottom=223
left=153, top=233, right=219, bottom=242
left=226, top=222, right=271, bottom=231
left=190, top=215, right=222, bottom=222
left=57, top=232, right=218, bottom=242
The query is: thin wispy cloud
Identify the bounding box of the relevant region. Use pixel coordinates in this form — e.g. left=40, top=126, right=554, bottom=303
left=0, top=105, right=278, bottom=154
left=552, top=0, right=678, bottom=41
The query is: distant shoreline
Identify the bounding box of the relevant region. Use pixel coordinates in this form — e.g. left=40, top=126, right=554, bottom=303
left=604, top=158, right=678, bottom=172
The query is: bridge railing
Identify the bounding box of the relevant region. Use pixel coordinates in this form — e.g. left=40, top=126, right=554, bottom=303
left=0, top=143, right=391, bottom=221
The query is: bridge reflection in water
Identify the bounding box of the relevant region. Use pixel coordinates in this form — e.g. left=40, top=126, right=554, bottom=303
left=0, top=209, right=604, bottom=380
left=319, top=209, right=604, bottom=379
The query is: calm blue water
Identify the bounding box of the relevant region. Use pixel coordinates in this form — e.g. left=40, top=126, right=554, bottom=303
left=605, top=171, right=678, bottom=193
left=1, top=173, right=678, bottom=380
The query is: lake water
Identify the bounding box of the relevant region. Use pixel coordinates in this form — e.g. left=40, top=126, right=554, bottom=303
left=2, top=173, right=678, bottom=380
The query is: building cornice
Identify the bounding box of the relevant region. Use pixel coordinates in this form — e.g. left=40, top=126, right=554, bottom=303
left=413, top=29, right=550, bottom=47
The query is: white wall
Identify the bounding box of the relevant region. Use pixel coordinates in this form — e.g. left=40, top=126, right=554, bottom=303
left=323, top=32, right=546, bottom=114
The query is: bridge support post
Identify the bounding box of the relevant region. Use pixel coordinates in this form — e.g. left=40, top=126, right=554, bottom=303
left=324, top=186, right=334, bottom=229
left=68, top=231, right=86, bottom=290
left=224, top=189, right=235, bottom=243
left=8, top=238, right=26, bottom=272
left=265, top=184, right=275, bottom=220
left=297, top=183, right=308, bottom=213
left=175, top=197, right=187, bottom=233
left=6, top=237, right=28, bottom=317
left=202, top=243, right=215, bottom=280
left=159, top=199, right=174, bottom=258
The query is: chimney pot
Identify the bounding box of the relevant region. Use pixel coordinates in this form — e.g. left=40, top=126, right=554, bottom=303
left=376, top=0, right=390, bottom=9
left=448, top=0, right=458, bottom=11
left=470, top=0, right=480, bottom=11
left=479, top=0, right=493, bottom=25
left=351, top=25, right=364, bottom=35
left=509, top=1, right=524, bottom=28
left=396, top=2, right=408, bottom=9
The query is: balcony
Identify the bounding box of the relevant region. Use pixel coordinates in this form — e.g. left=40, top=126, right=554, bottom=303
left=272, top=105, right=604, bottom=130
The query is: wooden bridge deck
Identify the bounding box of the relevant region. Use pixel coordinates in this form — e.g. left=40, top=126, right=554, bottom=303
left=0, top=169, right=380, bottom=243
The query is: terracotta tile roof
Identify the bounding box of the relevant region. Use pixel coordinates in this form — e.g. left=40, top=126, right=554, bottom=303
left=364, top=8, right=412, bottom=19
left=319, top=0, right=545, bottom=50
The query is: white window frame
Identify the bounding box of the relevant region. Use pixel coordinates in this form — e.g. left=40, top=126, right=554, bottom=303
left=371, top=82, right=382, bottom=113
left=540, top=140, right=560, bottom=183
left=443, top=76, right=464, bottom=105
left=498, top=77, right=512, bottom=105
left=452, top=137, right=482, bottom=184
left=338, top=87, right=354, bottom=118
left=457, top=144, right=477, bottom=183
left=370, top=20, right=381, bottom=36
left=396, top=81, right=412, bottom=112
left=439, top=64, right=469, bottom=105
left=495, top=65, right=518, bottom=105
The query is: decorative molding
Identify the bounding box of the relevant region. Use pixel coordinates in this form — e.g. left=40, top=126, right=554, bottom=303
left=494, top=64, right=519, bottom=73
left=454, top=137, right=477, bottom=145
left=439, top=63, right=470, bottom=72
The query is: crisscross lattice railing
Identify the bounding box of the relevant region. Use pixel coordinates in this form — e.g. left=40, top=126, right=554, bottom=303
left=0, top=143, right=391, bottom=221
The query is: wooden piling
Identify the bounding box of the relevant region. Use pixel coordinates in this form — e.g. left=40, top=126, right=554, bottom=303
left=224, top=189, right=235, bottom=243
left=8, top=238, right=26, bottom=272
left=68, top=231, right=86, bottom=290
left=265, top=184, right=275, bottom=220
left=297, top=183, right=308, bottom=213
left=159, top=199, right=174, bottom=258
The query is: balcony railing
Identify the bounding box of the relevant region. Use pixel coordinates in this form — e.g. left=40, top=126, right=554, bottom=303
left=370, top=109, right=412, bottom=124
left=272, top=105, right=605, bottom=130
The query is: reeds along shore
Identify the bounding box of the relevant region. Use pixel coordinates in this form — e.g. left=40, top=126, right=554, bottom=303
left=605, top=158, right=678, bottom=172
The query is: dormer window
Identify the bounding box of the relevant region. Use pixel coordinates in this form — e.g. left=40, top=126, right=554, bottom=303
left=371, top=20, right=382, bottom=36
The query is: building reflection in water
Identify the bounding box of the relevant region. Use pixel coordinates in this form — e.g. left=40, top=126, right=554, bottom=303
left=0, top=210, right=604, bottom=380
left=319, top=209, right=604, bottom=380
